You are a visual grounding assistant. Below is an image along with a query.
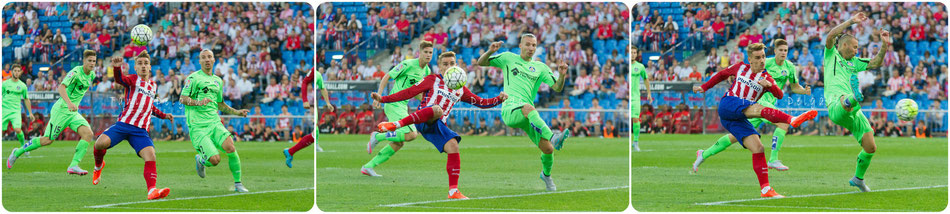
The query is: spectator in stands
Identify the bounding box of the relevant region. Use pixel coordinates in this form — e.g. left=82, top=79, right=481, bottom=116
left=278, top=105, right=292, bottom=140
left=673, top=103, right=691, bottom=133
left=572, top=120, right=589, bottom=137
left=570, top=69, right=591, bottom=96
left=587, top=98, right=603, bottom=135
left=475, top=118, right=488, bottom=137
left=489, top=117, right=506, bottom=136
left=460, top=117, right=474, bottom=135
left=356, top=104, right=375, bottom=134
left=264, top=126, right=282, bottom=141
left=262, top=78, right=281, bottom=103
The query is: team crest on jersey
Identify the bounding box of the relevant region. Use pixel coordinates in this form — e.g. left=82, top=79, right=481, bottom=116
left=529, top=66, right=536, bottom=73
left=781, top=70, right=788, bottom=76
left=394, top=63, right=405, bottom=72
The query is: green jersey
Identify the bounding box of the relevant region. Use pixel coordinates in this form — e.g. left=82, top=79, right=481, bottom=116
left=822, top=47, right=869, bottom=103
left=488, top=52, right=556, bottom=108
left=388, top=59, right=431, bottom=95
left=630, top=61, right=647, bottom=97
left=182, top=70, right=224, bottom=126
left=54, top=66, right=95, bottom=110
left=314, top=71, right=325, bottom=90
left=760, top=58, right=799, bottom=104
left=2, top=78, right=28, bottom=114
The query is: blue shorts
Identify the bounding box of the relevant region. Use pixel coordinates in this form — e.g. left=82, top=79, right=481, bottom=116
left=718, top=96, right=759, bottom=147
left=102, top=122, right=154, bottom=156
left=414, top=120, right=461, bottom=153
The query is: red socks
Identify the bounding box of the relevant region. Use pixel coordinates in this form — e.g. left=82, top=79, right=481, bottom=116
left=760, top=107, right=792, bottom=124
left=446, top=153, right=460, bottom=189
left=94, top=149, right=107, bottom=168
left=752, top=152, right=769, bottom=188
left=399, top=107, right=436, bottom=127
left=144, top=161, right=157, bottom=190
left=289, top=134, right=314, bottom=156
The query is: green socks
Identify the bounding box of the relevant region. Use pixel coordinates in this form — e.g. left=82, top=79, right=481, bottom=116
left=16, top=132, right=25, bottom=147
left=633, top=122, right=640, bottom=142
left=69, top=140, right=89, bottom=167
left=540, top=153, right=553, bottom=176
left=855, top=150, right=874, bottom=180
left=15, top=138, right=42, bottom=157
left=227, top=152, right=242, bottom=183
left=364, top=145, right=396, bottom=168
left=526, top=110, right=554, bottom=140
left=376, top=129, right=407, bottom=143
left=769, top=128, right=787, bottom=162
left=701, top=135, right=733, bottom=159
left=314, top=130, right=320, bottom=145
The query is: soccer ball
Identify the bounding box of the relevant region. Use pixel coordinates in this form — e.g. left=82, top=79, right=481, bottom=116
left=895, top=98, right=919, bottom=121
left=131, top=24, right=153, bottom=46
left=443, top=66, right=467, bottom=90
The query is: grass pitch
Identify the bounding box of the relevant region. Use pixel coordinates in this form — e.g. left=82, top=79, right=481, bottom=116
left=316, top=134, right=629, bottom=212
left=632, top=134, right=948, bottom=212
left=2, top=139, right=314, bottom=211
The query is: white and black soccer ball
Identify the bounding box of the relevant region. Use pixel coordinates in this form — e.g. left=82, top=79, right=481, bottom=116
left=131, top=24, right=153, bottom=46
left=443, top=66, right=467, bottom=90
left=895, top=98, right=919, bottom=121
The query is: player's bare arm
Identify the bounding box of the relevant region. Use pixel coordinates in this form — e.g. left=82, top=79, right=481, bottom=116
left=826, top=12, right=866, bottom=49
left=374, top=73, right=391, bottom=108
left=24, top=98, right=34, bottom=121
left=322, top=88, right=334, bottom=112
left=551, top=61, right=568, bottom=92
left=477, top=41, right=503, bottom=66
left=867, top=30, right=891, bottom=70
left=644, top=74, right=652, bottom=101
left=179, top=96, right=211, bottom=106
left=218, top=102, right=249, bottom=117
left=790, top=83, right=812, bottom=95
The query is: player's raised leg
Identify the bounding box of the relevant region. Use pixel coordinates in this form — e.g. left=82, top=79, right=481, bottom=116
left=285, top=133, right=314, bottom=168
left=378, top=106, right=443, bottom=132
left=742, top=103, right=817, bottom=128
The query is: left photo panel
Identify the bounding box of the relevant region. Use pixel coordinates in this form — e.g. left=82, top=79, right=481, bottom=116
left=1, top=2, right=316, bottom=211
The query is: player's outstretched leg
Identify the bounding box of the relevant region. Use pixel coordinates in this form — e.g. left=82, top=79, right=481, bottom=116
left=362, top=130, right=416, bottom=176
left=767, top=124, right=790, bottom=171
left=850, top=132, right=876, bottom=192
left=67, top=126, right=95, bottom=176
left=693, top=135, right=736, bottom=173
left=138, top=146, right=169, bottom=199
left=744, top=104, right=817, bottom=128
left=8, top=137, right=47, bottom=169
left=378, top=106, right=442, bottom=132
left=285, top=133, right=315, bottom=168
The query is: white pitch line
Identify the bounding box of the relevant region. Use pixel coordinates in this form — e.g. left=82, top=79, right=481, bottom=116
left=714, top=204, right=921, bottom=212
left=379, top=185, right=628, bottom=207
left=85, top=187, right=315, bottom=209
left=403, top=205, right=558, bottom=212
left=103, top=207, right=262, bottom=212
left=695, top=185, right=947, bottom=206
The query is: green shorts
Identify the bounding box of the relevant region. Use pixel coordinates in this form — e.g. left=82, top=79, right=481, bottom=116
left=189, top=122, right=232, bottom=160
left=501, top=105, right=542, bottom=146
left=383, top=101, right=417, bottom=133
left=44, top=108, right=90, bottom=139
left=827, top=98, right=872, bottom=142
left=747, top=100, right=777, bottom=128
left=2, top=112, right=22, bottom=131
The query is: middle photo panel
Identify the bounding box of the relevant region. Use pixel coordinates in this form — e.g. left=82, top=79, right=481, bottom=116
left=314, top=2, right=630, bottom=212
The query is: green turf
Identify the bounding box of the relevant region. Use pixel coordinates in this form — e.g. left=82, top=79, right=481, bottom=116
left=2, top=139, right=314, bottom=211
left=316, top=134, right=629, bottom=212
left=632, top=134, right=948, bottom=212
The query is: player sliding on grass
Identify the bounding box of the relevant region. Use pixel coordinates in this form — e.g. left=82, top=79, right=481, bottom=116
left=3, top=65, right=35, bottom=152
left=361, top=41, right=433, bottom=176
left=371, top=51, right=507, bottom=199
left=693, top=39, right=812, bottom=172
left=284, top=68, right=333, bottom=167
left=91, top=53, right=173, bottom=200
left=477, top=34, right=569, bottom=191
left=822, top=12, right=889, bottom=192
left=691, top=43, right=818, bottom=198
left=629, top=46, right=651, bottom=152
left=181, top=49, right=251, bottom=192
left=8, top=50, right=99, bottom=175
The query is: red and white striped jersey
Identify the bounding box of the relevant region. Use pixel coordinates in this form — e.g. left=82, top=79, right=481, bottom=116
left=700, top=63, right=783, bottom=102
left=380, top=74, right=503, bottom=123
left=114, top=66, right=168, bottom=129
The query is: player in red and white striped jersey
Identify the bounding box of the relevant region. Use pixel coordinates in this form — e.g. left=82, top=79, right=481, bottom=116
left=369, top=51, right=507, bottom=199
left=692, top=43, right=817, bottom=198
left=91, top=52, right=174, bottom=200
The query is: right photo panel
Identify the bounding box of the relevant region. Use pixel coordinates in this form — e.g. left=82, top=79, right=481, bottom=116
left=630, top=2, right=948, bottom=211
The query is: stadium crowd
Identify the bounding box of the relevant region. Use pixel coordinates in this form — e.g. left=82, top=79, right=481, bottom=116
left=2, top=2, right=315, bottom=141
left=633, top=2, right=948, bottom=138
left=316, top=2, right=630, bottom=138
